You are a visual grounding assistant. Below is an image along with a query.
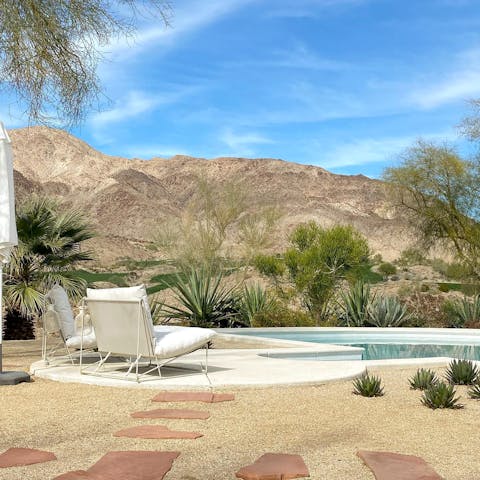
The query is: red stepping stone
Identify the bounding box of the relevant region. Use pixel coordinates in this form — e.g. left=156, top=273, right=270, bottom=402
left=235, top=453, right=310, bottom=480
left=0, top=447, right=57, bottom=468
left=152, top=391, right=234, bottom=403
left=53, top=471, right=97, bottom=480
left=113, top=425, right=203, bottom=439
left=357, top=450, right=443, bottom=480
left=89, top=451, right=180, bottom=480
left=131, top=408, right=210, bottom=419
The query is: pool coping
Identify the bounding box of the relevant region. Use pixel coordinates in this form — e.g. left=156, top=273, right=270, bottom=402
left=30, top=327, right=480, bottom=389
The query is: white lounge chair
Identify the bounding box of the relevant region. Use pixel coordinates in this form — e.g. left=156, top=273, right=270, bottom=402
left=79, top=285, right=216, bottom=382
left=42, top=284, right=97, bottom=365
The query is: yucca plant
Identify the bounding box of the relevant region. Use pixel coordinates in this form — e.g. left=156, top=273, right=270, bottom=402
left=368, top=296, right=411, bottom=327
left=445, top=359, right=479, bottom=385
left=340, top=281, right=374, bottom=327
left=409, top=368, right=439, bottom=390
left=468, top=382, right=480, bottom=400
left=352, top=371, right=384, bottom=397
left=161, top=269, right=239, bottom=328
left=238, top=283, right=276, bottom=326
left=421, top=382, right=463, bottom=409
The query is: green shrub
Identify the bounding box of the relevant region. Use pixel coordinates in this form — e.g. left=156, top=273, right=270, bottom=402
left=368, top=296, right=411, bottom=327
left=445, top=359, right=479, bottom=385
left=409, top=368, right=439, bottom=390
left=251, top=307, right=315, bottom=327
left=378, top=262, right=397, bottom=276
left=421, top=382, right=463, bottom=409
left=352, top=371, right=384, bottom=397
left=238, top=283, right=276, bottom=326
left=396, top=248, right=427, bottom=266
left=253, top=254, right=285, bottom=278
left=468, top=382, right=480, bottom=400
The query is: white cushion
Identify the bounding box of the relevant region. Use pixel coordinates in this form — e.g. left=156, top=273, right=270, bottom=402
left=66, top=331, right=97, bottom=349
left=86, top=285, right=154, bottom=338
left=153, top=326, right=216, bottom=359
left=46, top=285, right=75, bottom=339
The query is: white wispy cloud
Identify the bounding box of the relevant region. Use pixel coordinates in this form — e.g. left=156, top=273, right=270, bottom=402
left=409, top=48, right=480, bottom=109
left=90, top=87, right=197, bottom=128
left=104, top=0, right=258, bottom=58
left=266, top=0, right=369, bottom=18
left=317, top=131, right=455, bottom=169
left=220, top=129, right=274, bottom=156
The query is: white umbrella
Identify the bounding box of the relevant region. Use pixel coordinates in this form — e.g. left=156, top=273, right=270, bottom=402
left=0, top=122, right=29, bottom=384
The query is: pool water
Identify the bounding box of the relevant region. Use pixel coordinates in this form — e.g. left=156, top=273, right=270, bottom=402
left=350, top=343, right=480, bottom=360
left=231, top=330, right=480, bottom=360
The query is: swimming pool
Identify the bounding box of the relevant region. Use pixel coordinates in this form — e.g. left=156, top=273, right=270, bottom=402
left=225, top=327, right=480, bottom=361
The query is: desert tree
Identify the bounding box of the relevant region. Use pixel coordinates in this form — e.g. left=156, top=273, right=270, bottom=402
left=383, top=139, right=480, bottom=277
left=0, top=0, right=172, bottom=125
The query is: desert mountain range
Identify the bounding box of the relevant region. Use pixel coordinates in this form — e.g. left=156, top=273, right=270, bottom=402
left=9, top=126, right=411, bottom=265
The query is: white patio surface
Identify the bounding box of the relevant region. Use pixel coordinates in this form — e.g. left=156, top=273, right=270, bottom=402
left=29, top=333, right=452, bottom=390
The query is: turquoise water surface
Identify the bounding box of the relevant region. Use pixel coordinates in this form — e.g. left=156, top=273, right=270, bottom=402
left=232, top=331, right=480, bottom=360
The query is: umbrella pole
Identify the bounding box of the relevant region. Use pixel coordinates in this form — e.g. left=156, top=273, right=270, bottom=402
left=0, top=263, right=3, bottom=374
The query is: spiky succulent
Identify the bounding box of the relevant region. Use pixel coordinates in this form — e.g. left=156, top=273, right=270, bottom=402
left=352, top=371, right=384, bottom=397
left=421, top=382, right=463, bottom=410
left=409, top=368, right=439, bottom=390
left=445, top=359, right=479, bottom=385
left=468, top=382, right=480, bottom=400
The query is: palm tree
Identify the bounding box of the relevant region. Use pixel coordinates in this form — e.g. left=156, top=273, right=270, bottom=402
left=3, top=196, right=94, bottom=339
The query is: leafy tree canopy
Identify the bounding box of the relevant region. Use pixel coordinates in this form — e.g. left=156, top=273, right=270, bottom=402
left=0, top=0, right=172, bottom=125
left=383, top=139, right=480, bottom=276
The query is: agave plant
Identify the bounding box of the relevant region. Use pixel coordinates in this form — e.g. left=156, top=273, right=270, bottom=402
left=368, top=296, right=411, bottom=327
left=238, top=283, right=276, bottom=326
left=340, top=281, right=374, bottom=327
left=352, top=371, right=384, bottom=397
left=161, top=269, right=239, bottom=328
left=468, top=382, right=480, bottom=400
left=445, top=359, right=479, bottom=385
left=421, top=382, right=463, bottom=409
left=409, top=368, right=439, bottom=390
left=447, top=296, right=480, bottom=328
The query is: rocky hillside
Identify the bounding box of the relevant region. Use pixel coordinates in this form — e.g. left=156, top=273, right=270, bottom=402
left=9, top=126, right=411, bottom=265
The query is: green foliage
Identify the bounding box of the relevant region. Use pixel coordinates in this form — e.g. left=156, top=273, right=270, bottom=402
left=160, top=269, right=240, bottom=328
left=396, top=248, right=427, bottom=266
left=352, top=371, right=384, bottom=397
left=4, top=197, right=93, bottom=318
left=339, top=281, right=374, bottom=327
left=70, top=269, right=129, bottom=287
left=238, top=283, right=276, bottom=326
left=367, top=296, right=411, bottom=327
left=443, top=296, right=480, bottom=328
left=409, top=368, right=439, bottom=390
left=468, top=382, right=480, bottom=400
left=284, top=222, right=370, bottom=322
left=254, top=254, right=285, bottom=279
left=431, top=259, right=475, bottom=280
left=378, top=262, right=397, bottom=276
left=345, top=264, right=383, bottom=284
left=251, top=306, right=315, bottom=327
left=421, top=382, right=463, bottom=409
left=445, top=359, right=479, bottom=385
left=148, top=293, right=166, bottom=326
left=384, top=140, right=480, bottom=278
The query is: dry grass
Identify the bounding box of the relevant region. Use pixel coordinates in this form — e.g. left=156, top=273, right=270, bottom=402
left=1, top=340, right=480, bottom=479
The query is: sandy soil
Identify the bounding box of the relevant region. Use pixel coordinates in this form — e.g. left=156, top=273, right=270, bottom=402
left=1, top=340, right=480, bottom=479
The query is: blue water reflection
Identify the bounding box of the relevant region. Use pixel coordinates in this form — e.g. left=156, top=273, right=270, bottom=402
left=350, top=343, right=480, bottom=360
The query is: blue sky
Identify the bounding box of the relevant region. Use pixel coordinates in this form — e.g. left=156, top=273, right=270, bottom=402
left=4, top=0, right=480, bottom=177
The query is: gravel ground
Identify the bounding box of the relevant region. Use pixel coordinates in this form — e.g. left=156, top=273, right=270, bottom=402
left=1, top=339, right=480, bottom=479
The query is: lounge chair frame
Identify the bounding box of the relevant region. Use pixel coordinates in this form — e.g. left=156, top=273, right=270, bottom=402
left=79, top=297, right=209, bottom=383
